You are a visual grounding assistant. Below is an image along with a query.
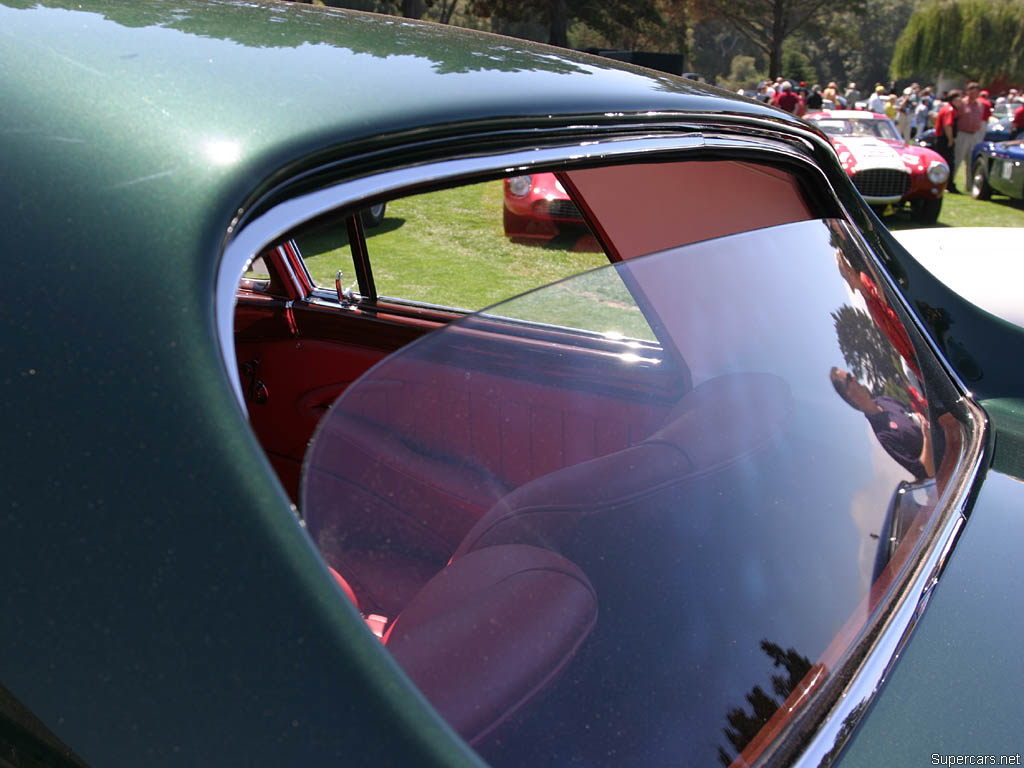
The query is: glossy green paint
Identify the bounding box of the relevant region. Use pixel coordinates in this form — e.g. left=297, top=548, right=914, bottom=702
left=982, top=399, right=1024, bottom=482
left=839, top=469, right=1024, bottom=767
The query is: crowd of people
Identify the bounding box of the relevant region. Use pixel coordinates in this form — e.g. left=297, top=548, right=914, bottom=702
left=751, top=77, right=1024, bottom=193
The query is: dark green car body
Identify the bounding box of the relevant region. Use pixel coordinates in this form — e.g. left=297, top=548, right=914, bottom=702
left=2, top=2, right=1023, bottom=767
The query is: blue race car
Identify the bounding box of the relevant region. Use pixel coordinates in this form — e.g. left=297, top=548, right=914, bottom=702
left=970, top=138, right=1024, bottom=201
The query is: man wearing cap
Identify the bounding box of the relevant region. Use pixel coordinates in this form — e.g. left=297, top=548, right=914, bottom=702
left=845, top=82, right=861, bottom=108
left=896, top=85, right=919, bottom=142
left=829, top=368, right=934, bottom=481
left=867, top=85, right=886, bottom=114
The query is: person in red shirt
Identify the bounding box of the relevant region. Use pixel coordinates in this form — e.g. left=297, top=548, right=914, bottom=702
left=933, top=90, right=961, bottom=190
left=1013, top=101, right=1024, bottom=139
left=978, top=90, right=993, bottom=121
left=774, top=81, right=800, bottom=113
left=954, top=82, right=986, bottom=192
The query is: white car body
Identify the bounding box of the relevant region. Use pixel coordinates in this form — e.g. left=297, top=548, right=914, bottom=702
left=893, top=227, right=1024, bottom=329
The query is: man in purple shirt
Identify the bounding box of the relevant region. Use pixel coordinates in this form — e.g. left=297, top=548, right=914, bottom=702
left=830, top=367, right=934, bottom=480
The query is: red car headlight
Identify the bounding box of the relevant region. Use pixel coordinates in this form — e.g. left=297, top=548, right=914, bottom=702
left=927, top=161, right=950, bottom=185
left=507, top=175, right=532, bottom=196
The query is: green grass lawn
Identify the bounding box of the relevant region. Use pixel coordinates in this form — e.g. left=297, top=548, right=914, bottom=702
left=300, top=181, right=609, bottom=306
left=297, top=180, right=655, bottom=339
left=886, top=189, right=1024, bottom=230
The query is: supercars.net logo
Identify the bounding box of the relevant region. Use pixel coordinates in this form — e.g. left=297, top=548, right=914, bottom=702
left=932, top=755, right=1022, bottom=766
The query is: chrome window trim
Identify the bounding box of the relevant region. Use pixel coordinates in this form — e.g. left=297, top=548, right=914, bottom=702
left=217, top=131, right=818, bottom=406
left=307, top=288, right=473, bottom=315
left=791, top=396, right=986, bottom=768
left=277, top=241, right=306, bottom=297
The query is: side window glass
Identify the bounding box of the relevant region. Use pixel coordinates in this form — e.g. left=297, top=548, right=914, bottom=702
left=296, top=177, right=611, bottom=312
left=240, top=255, right=272, bottom=290
left=368, top=178, right=608, bottom=311
left=292, top=218, right=357, bottom=295
left=238, top=251, right=290, bottom=297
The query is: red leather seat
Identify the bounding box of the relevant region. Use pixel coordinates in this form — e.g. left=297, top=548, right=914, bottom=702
left=313, top=372, right=790, bottom=749
left=383, top=544, right=597, bottom=747
left=452, top=373, right=793, bottom=560
left=328, top=544, right=597, bottom=747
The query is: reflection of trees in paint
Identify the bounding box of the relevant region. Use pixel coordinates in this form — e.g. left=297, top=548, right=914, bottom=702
left=717, top=640, right=813, bottom=767
left=832, top=304, right=906, bottom=397
left=0, top=0, right=592, bottom=76
left=819, top=698, right=869, bottom=768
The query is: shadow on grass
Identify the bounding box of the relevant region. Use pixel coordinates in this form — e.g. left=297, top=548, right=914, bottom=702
left=510, top=226, right=603, bottom=253
left=364, top=217, right=407, bottom=239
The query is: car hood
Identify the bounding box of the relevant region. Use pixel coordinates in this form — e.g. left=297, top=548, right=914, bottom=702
left=892, top=228, right=1024, bottom=330
left=832, top=137, right=911, bottom=173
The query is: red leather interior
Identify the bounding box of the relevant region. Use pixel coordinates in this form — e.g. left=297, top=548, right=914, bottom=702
left=328, top=564, right=360, bottom=609
left=384, top=544, right=597, bottom=747
left=304, top=356, right=673, bottom=615
left=452, top=373, right=793, bottom=559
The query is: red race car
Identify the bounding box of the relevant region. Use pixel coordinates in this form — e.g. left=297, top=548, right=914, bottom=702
left=503, top=172, right=600, bottom=248
left=806, top=110, right=949, bottom=223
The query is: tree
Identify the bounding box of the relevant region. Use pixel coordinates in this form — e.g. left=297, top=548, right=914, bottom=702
left=294, top=0, right=461, bottom=23
left=891, top=0, right=1024, bottom=82
left=717, top=54, right=765, bottom=90
left=717, top=640, right=814, bottom=767
left=690, top=0, right=859, bottom=78
left=781, top=41, right=818, bottom=84
left=831, top=304, right=906, bottom=397
left=818, top=0, right=914, bottom=92
left=468, top=0, right=661, bottom=48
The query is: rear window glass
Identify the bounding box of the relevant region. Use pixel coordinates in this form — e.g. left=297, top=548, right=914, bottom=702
left=301, top=217, right=972, bottom=767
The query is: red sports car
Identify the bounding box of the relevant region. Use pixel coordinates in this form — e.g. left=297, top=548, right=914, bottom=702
left=503, top=172, right=598, bottom=247
left=806, top=110, right=949, bottom=223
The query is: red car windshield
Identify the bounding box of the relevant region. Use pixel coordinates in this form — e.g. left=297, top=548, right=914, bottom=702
left=813, top=117, right=902, bottom=141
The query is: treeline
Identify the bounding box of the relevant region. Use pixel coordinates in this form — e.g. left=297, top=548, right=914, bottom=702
left=294, top=0, right=1024, bottom=89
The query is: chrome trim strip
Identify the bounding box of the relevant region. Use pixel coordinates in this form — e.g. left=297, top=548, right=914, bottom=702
left=277, top=243, right=305, bottom=296
left=216, top=131, right=815, bottom=405
left=792, top=396, right=987, bottom=768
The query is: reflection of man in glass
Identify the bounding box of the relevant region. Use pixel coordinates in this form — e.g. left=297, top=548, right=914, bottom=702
left=830, top=367, right=934, bottom=480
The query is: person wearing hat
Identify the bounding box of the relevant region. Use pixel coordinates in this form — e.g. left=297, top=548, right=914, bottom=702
left=911, top=88, right=933, bottom=139
left=867, top=85, right=886, bottom=114
left=845, top=82, right=861, bottom=108
left=884, top=93, right=898, bottom=120
left=829, top=367, right=934, bottom=481
left=774, top=80, right=800, bottom=114
left=896, top=85, right=918, bottom=142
